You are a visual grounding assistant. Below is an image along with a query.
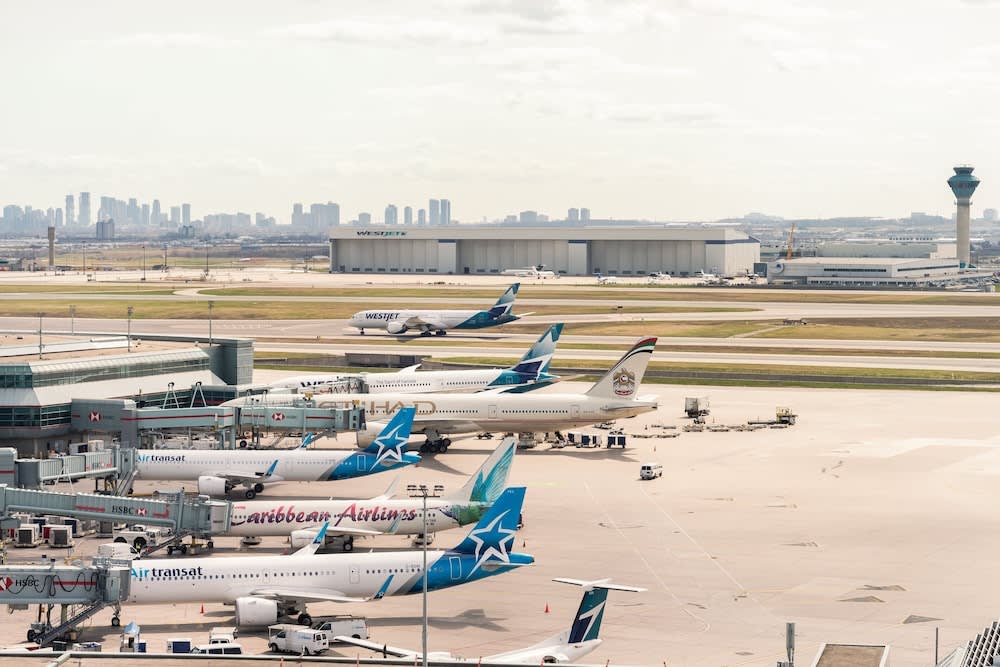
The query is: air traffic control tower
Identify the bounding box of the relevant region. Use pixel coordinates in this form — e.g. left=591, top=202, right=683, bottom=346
left=948, top=165, right=981, bottom=268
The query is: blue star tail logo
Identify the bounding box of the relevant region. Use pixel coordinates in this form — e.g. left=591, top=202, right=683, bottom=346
left=371, top=424, right=409, bottom=467
left=464, top=509, right=516, bottom=576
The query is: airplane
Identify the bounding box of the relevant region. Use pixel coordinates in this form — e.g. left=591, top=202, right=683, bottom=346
left=595, top=274, right=618, bottom=285
left=695, top=270, right=718, bottom=280
left=133, top=408, right=420, bottom=499
left=502, top=265, right=556, bottom=279
left=267, top=323, right=563, bottom=395
left=117, top=487, right=532, bottom=628
left=302, top=337, right=659, bottom=452
left=348, top=283, right=529, bottom=336
left=334, top=577, right=645, bottom=664
left=227, top=438, right=516, bottom=552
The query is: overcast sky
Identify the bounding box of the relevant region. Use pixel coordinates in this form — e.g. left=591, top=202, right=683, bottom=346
left=2, top=1, right=999, bottom=223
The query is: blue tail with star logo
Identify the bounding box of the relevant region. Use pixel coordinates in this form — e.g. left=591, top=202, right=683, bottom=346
left=414, top=487, right=532, bottom=594
left=327, top=407, right=420, bottom=480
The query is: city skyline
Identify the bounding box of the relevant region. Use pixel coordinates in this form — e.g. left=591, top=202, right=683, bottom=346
left=2, top=1, right=999, bottom=221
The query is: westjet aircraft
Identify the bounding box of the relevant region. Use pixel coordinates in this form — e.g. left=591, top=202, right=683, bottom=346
left=348, top=283, right=528, bottom=336
left=268, top=324, right=562, bottom=394
left=118, top=487, right=531, bottom=628
left=335, top=577, right=645, bottom=664
left=228, top=438, right=515, bottom=551
left=313, top=337, right=659, bottom=452
left=133, top=408, right=420, bottom=498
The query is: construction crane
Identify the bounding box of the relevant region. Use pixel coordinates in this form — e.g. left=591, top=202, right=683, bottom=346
left=785, top=223, right=796, bottom=260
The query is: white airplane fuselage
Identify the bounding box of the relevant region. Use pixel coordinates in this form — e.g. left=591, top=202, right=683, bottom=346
left=229, top=497, right=478, bottom=537
left=270, top=367, right=525, bottom=394
left=135, top=450, right=360, bottom=483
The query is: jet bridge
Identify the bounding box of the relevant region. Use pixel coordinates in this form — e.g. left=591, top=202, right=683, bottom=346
left=0, top=484, right=230, bottom=539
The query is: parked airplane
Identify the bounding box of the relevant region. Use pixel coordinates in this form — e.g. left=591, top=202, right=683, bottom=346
left=335, top=577, right=645, bottom=663
left=133, top=408, right=420, bottom=498
left=306, top=337, right=658, bottom=452
left=502, top=265, right=556, bottom=279
left=595, top=274, right=618, bottom=285
left=119, top=487, right=532, bottom=628
left=267, top=324, right=563, bottom=395
left=348, top=283, right=528, bottom=336
left=228, top=438, right=516, bottom=552
left=695, top=270, right=718, bottom=280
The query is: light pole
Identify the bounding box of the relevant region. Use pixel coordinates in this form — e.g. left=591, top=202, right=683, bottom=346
left=204, top=242, right=209, bottom=276
left=407, top=483, right=444, bottom=667
left=37, top=312, right=44, bottom=359
left=208, top=301, right=215, bottom=345
left=69, top=305, right=76, bottom=335
left=141, top=244, right=146, bottom=282
left=127, top=306, right=134, bottom=352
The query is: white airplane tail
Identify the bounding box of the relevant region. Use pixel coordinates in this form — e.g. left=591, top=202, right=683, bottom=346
left=585, top=337, right=657, bottom=400
left=444, top=438, right=516, bottom=503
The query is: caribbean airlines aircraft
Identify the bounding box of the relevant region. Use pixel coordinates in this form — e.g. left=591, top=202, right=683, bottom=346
left=315, top=337, right=659, bottom=452
left=118, top=487, right=531, bottom=628
left=268, top=324, right=562, bottom=394
left=228, top=438, right=516, bottom=551
left=335, top=578, right=645, bottom=664
left=133, top=408, right=420, bottom=498
left=348, top=283, right=528, bottom=335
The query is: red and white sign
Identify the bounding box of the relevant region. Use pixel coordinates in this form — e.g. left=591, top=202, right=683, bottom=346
left=271, top=412, right=285, bottom=422
left=89, top=412, right=101, bottom=422
left=136, top=508, right=147, bottom=517
left=0, top=576, right=12, bottom=592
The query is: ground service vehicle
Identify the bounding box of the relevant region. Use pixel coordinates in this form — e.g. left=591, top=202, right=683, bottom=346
left=312, top=616, right=369, bottom=641
left=268, top=624, right=329, bottom=655
left=640, top=463, right=663, bottom=480
left=191, top=643, right=243, bottom=654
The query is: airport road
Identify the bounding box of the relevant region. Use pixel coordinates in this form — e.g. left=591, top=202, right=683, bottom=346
left=4, top=378, right=1000, bottom=667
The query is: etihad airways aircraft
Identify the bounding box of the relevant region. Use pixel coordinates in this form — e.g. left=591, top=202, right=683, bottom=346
left=224, top=338, right=657, bottom=452
left=268, top=324, right=563, bottom=395
left=335, top=578, right=645, bottom=664
left=133, top=408, right=420, bottom=498
left=348, top=283, right=528, bottom=336
left=116, top=487, right=531, bottom=628
left=228, top=438, right=516, bottom=551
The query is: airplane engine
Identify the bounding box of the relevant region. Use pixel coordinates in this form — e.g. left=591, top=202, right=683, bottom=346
left=234, top=596, right=279, bottom=627
left=197, top=475, right=230, bottom=496
left=289, top=529, right=319, bottom=549
left=355, top=421, right=387, bottom=447
left=386, top=321, right=408, bottom=334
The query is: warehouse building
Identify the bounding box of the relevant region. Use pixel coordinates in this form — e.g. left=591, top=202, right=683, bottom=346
left=767, top=257, right=962, bottom=286
left=329, top=224, right=760, bottom=277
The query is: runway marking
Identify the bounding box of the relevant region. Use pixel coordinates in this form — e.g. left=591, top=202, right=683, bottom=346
left=582, top=481, right=710, bottom=633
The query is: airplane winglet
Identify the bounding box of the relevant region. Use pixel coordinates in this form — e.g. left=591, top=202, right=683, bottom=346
left=374, top=475, right=401, bottom=501
left=298, top=432, right=316, bottom=449
left=264, top=460, right=279, bottom=478
left=293, top=521, right=330, bottom=556
left=371, top=574, right=394, bottom=600
left=552, top=577, right=647, bottom=593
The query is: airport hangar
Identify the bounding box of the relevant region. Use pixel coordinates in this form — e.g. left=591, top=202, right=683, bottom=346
left=328, top=224, right=761, bottom=276
left=766, top=256, right=962, bottom=286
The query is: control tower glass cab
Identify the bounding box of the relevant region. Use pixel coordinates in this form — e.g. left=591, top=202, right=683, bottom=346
left=948, top=165, right=981, bottom=268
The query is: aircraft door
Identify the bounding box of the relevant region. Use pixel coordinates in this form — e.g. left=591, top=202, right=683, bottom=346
left=349, top=565, right=360, bottom=584
left=570, top=404, right=580, bottom=419
left=449, top=557, right=462, bottom=581
left=488, top=405, right=498, bottom=419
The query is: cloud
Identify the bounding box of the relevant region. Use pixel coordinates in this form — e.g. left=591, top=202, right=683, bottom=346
left=598, top=102, right=726, bottom=126
left=98, top=32, right=240, bottom=49
left=276, top=18, right=491, bottom=46
left=460, top=0, right=676, bottom=35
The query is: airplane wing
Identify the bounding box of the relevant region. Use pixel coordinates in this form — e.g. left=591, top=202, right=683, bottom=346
left=403, top=315, right=448, bottom=330
left=251, top=575, right=394, bottom=605
left=332, top=636, right=417, bottom=658
left=513, top=311, right=535, bottom=318
left=397, top=364, right=421, bottom=373
left=205, top=461, right=283, bottom=484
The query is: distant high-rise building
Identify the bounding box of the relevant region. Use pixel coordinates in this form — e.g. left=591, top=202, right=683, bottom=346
left=567, top=208, right=579, bottom=222
left=141, top=203, right=150, bottom=226
left=79, top=192, right=91, bottom=226
left=429, top=199, right=440, bottom=225
left=328, top=202, right=340, bottom=227
left=151, top=199, right=161, bottom=225
left=440, top=199, right=451, bottom=225
left=418, top=209, right=426, bottom=225
left=404, top=206, right=413, bottom=225
left=55, top=209, right=63, bottom=227
left=95, top=219, right=115, bottom=240
left=65, top=194, right=75, bottom=225
left=358, top=212, right=372, bottom=225
left=127, top=198, right=139, bottom=225
left=292, top=203, right=304, bottom=227
left=182, top=203, right=191, bottom=226
left=385, top=204, right=398, bottom=225
left=519, top=210, right=538, bottom=224
left=504, top=214, right=517, bottom=223
left=984, top=208, right=998, bottom=222
left=580, top=207, right=590, bottom=221
left=169, top=206, right=180, bottom=225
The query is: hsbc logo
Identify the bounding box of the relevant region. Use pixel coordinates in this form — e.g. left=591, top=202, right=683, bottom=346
left=272, top=412, right=285, bottom=422
left=89, top=412, right=101, bottom=422
left=0, top=576, right=11, bottom=592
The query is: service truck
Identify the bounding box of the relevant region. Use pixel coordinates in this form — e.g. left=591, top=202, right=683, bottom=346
left=684, top=396, right=710, bottom=418
left=268, top=624, right=329, bottom=655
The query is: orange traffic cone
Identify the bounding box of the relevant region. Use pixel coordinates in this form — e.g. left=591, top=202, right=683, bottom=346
left=199, top=604, right=204, bottom=614
left=544, top=602, right=550, bottom=613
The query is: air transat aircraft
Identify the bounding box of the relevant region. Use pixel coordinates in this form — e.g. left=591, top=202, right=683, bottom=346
left=348, top=283, right=529, bottom=336
left=228, top=438, right=516, bottom=552
left=315, top=337, right=659, bottom=452
left=268, top=324, right=563, bottom=394
left=335, top=578, right=645, bottom=664
left=118, top=487, right=531, bottom=628
left=133, top=408, right=420, bottom=498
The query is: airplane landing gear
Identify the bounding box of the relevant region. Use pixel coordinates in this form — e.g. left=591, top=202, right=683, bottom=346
left=419, top=438, right=451, bottom=453
left=420, top=330, right=433, bottom=337
left=244, top=489, right=256, bottom=499
left=359, top=329, right=365, bottom=335
left=434, top=330, right=447, bottom=336
left=298, top=612, right=312, bottom=626
left=253, top=483, right=265, bottom=493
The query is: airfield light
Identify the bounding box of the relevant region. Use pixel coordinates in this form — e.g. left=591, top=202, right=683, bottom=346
left=407, top=483, right=445, bottom=667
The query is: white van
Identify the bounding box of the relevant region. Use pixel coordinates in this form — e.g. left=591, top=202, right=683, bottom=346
left=640, top=463, right=663, bottom=480
left=268, top=624, right=330, bottom=655
left=190, top=642, right=243, bottom=654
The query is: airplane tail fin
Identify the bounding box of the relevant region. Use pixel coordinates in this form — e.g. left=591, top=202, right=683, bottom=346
left=297, top=432, right=317, bottom=449
left=361, top=407, right=416, bottom=455
left=552, top=578, right=646, bottom=643
left=508, top=323, right=562, bottom=378
left=584, top=337, right=657, bottom=400
left=444, top=438, right=516, bottom=503
left=487, top=283, right=520, bottom=318
left=450, top=486, right=525, bottom=555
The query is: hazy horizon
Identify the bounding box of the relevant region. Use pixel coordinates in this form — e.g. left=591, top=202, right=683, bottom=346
left=2, top=1, right=998, bottom=223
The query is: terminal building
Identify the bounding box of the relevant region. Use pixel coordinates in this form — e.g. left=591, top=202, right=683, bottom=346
left=767, top=257, right=962, bottom=286
left=328, top=224, right=760, bottom=277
